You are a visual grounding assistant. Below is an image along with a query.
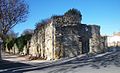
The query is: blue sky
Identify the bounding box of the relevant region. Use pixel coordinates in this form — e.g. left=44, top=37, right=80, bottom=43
left=13, top=0, right=120, bottom=36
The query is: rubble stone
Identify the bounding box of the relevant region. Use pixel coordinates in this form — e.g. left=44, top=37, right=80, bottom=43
left=28, top=9, right=103, bottom=60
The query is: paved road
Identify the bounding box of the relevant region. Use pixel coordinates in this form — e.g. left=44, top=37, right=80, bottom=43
left=0, top=60, right=32, bottom=73
left=1, top=50, right=120, bottom=73
left=0, top=53, right=32, bottom=73
left=0, top=53, right=52, bottom=73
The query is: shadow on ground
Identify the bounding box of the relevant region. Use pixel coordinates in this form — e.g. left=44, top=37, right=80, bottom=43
left=0, top=60, right=33, bottom=73
left=0, top=47, right=120, bottom=73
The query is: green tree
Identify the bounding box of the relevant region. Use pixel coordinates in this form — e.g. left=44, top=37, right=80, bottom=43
left=15, top=34, right=32, bottom=53
left=0, top=0, right=29, bottom=60
left=5, top=30, right=17, bottom=53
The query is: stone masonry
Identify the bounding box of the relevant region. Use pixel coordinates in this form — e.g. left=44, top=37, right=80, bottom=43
left=29, top=9, right=102, bottom=60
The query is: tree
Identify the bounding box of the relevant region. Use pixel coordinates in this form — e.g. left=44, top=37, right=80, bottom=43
left=5, top=30, right=18, bottom=53
left=64, top=8, right=82, bottom=22
left=15, top=33, right=32, bottom=54
left=64, top=8, right=82, bottom=17
left=0, top=0, right=29, bottom=60
left=22, top=29, right=34, bottom=36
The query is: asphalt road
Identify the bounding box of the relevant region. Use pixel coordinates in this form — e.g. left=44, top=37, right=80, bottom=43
left=1, top=49, right=120, bottom=73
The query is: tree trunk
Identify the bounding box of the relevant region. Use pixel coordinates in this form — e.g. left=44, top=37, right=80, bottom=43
left=0, top=42, right=3, bottom=61
left=0, top=48, right=1, bottom=61
left=0, top=34, right=6, bottom=61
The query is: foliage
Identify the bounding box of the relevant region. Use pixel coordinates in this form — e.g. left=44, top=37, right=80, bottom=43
left=22, top=29, right=34, bottom=36
left=0, top=0, right=28, bottom=59
left=4, top=30, right=17, bottom=51
left=5, top=30, right=32, bottom=53
left=15, top=34, right=32, bottom=53
left=64, top=8, right=82, bottom=17
left=7, top=38, right=15, bottom=51
left=35, top=19, right=51, bottom=30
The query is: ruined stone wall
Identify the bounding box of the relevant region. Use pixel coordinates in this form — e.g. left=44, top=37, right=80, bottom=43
left=29, top=32, right=38, bottom=56
left=44, top=22, right=55, bottom=60
left=28, top=9, right=104, bottom=60
left=38, top=26, right=45, bottom=58
left=55, top=26, right=79, bottom=58
left=89, top=25, right=102, bottom=53
left=52, top=14, right=81, bottom=27
left=28, top=11, right=83, bottom=60
left=52, top=12, right=83, bottom=58
left=78, top=24, right=92, bottom=54
left=60, top=26, right=82, bottom=57
left=29, top=22, right=55, bottom=60
left=100, top=36, right=108, bottom=51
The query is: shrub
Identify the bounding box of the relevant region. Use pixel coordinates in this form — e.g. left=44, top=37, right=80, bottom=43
left=15, top=34, right=32, bottom=53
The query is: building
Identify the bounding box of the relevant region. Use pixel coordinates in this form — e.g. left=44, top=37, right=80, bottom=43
left=107, top=32, right=120, bottom=47
left=29, top=9, right=102, bottom=60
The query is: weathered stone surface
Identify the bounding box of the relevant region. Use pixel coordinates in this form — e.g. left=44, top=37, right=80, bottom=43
left=100, top=36, right=108, bottom=52
left=23, top=40, right=31, bottom=55
left=89, top=25, right=102, bottom=53
left=28, top=9, right=103, bottom=60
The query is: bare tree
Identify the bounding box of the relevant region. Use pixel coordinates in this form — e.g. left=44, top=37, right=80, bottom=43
left=0, top=0, right=28, bottom=60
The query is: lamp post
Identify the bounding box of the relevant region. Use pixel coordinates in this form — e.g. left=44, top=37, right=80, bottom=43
left=0, top=37, right=3, bottom=60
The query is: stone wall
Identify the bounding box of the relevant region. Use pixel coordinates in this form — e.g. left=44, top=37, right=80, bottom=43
left=52, top=10, right=92, bottom=58
left=89, top=25, right=102, bottom=53
left=29, top=22, right=55, bottom=60
left=55, top=26, right=81, bottom=58
left=44, top=22, right=55, bottom=60
left=28, top=9, right=103, bottom=60
left=29, top=25, right=46, bottom=58
left=100, top=36, right=108, bottom=51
